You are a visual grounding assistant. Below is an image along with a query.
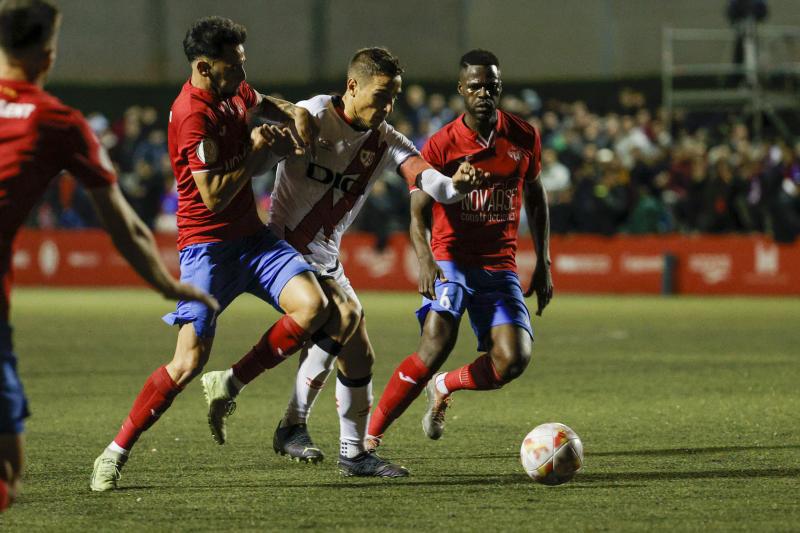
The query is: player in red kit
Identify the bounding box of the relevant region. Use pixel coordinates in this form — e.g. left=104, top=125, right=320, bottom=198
left=89, top=16, right=352, bottom=490
left=0, top=0, right=217, bottom=511
left=366, top=50, right=553, bottom=456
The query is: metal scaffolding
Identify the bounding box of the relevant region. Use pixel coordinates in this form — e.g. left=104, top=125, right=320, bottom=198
left=663, top=24, right=800, bottom=139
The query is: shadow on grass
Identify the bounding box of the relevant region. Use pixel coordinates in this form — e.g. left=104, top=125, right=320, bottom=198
left=590, top=444, right=800, bottom=457
left=460, top=443, right=800, bottom=461
left=578, top=467, right=800, bottom=483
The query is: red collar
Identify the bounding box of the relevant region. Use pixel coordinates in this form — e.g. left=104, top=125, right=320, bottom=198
left=454, top=111, right=504, bottom=148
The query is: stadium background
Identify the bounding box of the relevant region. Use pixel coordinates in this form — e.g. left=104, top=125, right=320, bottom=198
left=13, top=0, right=800, bottom=296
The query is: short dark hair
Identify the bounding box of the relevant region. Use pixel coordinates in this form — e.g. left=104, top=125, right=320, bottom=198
left=0, top=0, right=59, bottom=52
left=348, top=47, right=403, bottom=81
left=183, top=16, right=247, bottom=62
left=459, top=49, right=500, bottom=70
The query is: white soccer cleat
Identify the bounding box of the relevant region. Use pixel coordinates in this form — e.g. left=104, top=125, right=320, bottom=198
left=201, top=371, right=237, bottom=445
left=90, top=448, right=127, bottom=492
left=421, top=373, right=452, bottom=440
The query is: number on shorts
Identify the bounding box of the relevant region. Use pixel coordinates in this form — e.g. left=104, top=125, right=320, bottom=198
left=439, top=287, right=452, bottom=309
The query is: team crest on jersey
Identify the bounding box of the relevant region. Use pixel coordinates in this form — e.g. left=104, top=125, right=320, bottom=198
left=359, top=149, right=375, bottom=167
left=508, top=149, right=523, bottom=162
left=196, top=138, right=219, bottom=164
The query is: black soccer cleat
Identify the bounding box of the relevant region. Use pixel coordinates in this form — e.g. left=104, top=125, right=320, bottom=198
left=338, top=451, right=410, bottom=478
left=272, top=421, right=325, bottom=464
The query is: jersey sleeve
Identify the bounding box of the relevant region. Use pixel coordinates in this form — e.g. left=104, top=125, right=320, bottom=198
left=238, top=81, right=259, bottom=110
left=58, top=109, right=116, bottom=189
left=525, top=126, right=542, bottom=182
left=384, top=127, right=422, bottom=192
left=180, top=111, right=222, bottom=174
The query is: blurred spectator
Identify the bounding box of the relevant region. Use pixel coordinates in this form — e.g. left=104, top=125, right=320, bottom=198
left=28, top=84, right=799, bottom=243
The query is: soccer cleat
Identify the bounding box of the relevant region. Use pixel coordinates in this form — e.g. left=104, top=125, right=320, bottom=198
left=422, top=373, right=452, bottom=440
left=201, top=371, right=237, bottom=445
left=90, top=448, right=128, bottom=492
left=272, top=421, right=325, bottom=463
left=364, top=434, right=382, bottom=452
left=338, top=451, right=409, bottom=478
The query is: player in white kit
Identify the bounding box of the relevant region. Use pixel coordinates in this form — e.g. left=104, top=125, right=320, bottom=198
left=265, top=48, right=484, bottom=476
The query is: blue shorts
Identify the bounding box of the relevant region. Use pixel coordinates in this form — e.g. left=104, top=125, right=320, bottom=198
left=163, top=228, right=315, bottom=338
left=0, top=322, right=29, bottom=435
left=416, top=261, right=533, bottom=352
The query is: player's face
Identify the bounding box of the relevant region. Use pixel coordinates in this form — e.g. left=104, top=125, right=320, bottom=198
left=350, top=74, right=402, bottom=130
left=458, top=65, right=502, bottom=123
left=205, top=44, right=247, bottom=97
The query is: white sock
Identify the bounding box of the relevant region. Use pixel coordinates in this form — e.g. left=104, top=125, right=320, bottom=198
left=224, top=368, right=245, bottom=396
left=283, top=344, right=336, bottom=427
left=107, top=441, right=130, bottom=456
left=435, top=373, right=449, bottom=396
left=336, top=373, right=373, bottom=459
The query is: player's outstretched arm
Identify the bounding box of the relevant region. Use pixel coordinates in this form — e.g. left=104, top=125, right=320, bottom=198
left=409, top=190, right=445, bottom=299
left=401, top=156, right=485, bottom=205
left=193, top=125, right=285, bottom=213
left=523, top=175, right=553, bottom=315
left=87, top=184, right=219, bottom=310
left=256, top=95, right=317, bottom=155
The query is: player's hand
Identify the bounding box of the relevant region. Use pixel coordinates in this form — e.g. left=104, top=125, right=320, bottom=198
left=290, top=107, right=318, bottom=157
left=162, top=281, right=220, bottom=312
left=418, top=256, right=446, bottom=300
left=452, top=161, right=489, bottom=193
left=252, top=124, right=296, bottom=158
left=525, top=260, right=553, bottom=316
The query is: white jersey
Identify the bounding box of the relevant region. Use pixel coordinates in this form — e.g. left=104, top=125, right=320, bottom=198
left=269, top=94, right=419, bottom=269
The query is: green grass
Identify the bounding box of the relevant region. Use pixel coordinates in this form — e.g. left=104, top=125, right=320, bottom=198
left=1, top=289, right=799, bottom=531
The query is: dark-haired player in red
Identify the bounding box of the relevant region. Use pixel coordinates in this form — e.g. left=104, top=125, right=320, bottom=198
left=90, top=15, right=356, bottom=491
left=367, top=49, right=553, bottom=455
left=0, top=0, right=217, bottom=511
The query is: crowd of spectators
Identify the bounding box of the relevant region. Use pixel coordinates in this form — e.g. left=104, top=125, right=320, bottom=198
left=27, top=85, right=800, bottom=243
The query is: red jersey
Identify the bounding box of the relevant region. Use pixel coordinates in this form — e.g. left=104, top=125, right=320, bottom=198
left=0, top=79, right=116, bottom=320
left=168, top=80, right=263, bottom=250
left=420, top=111, right=541, bottom=271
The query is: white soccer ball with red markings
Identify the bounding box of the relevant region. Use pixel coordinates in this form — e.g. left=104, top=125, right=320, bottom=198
left=520, top=422, right=584, bottom=485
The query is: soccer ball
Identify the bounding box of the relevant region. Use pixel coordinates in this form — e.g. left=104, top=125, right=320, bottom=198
left=520, top=422, right=583, bottom=485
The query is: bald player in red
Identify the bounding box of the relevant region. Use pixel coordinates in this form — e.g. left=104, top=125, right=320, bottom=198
left=0, top=0, right=216, bottom=511
left=367, top=49, right=553, bottom=459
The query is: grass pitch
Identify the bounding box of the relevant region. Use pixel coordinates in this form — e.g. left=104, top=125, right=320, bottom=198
left=1, top=289, right=798, bottom=531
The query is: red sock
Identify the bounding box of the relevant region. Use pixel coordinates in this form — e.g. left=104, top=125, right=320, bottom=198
left=0, top=479, right=9, bottom=512
left=232, top=315, right=310, bottom=385
left=113, top=365, right=183, bottom=451
left=443, top=354, right=504, bottom=393
left=368, top=353, right=432, bottom=438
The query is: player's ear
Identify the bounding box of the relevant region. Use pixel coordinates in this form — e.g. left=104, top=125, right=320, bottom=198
left=457, top=80, right=464, bottom=97
left=346, top=77, right=358, bottom=97
left=196, top=59, right=212, bottom=78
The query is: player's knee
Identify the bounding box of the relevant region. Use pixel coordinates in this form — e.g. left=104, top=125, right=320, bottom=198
left=292, top=289, right=331, bottom=332
left=337, top=299, right=362, bottom=340
left=169, top=345, right=210, bottom=385
left=492, top=347, right=531, bottom=383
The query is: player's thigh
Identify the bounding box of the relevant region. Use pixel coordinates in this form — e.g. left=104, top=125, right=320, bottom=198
left=466, top=274, right=533, bottom=353
left=416, top=304, right=462, bottom=368
left=244, top=231, right=321, bottom=320
left=318, top=275, right=362, bottom=337
left=277, top=271, right=329, bottom=329
left=336, top=318, right=374, bottom=380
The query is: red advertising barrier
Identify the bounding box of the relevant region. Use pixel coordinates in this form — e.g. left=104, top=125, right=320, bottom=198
left=10, top=230, right=800, bottom=295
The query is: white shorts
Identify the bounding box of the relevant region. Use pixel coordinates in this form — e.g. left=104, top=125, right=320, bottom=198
left=306, top=256, right=361, bottom=309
